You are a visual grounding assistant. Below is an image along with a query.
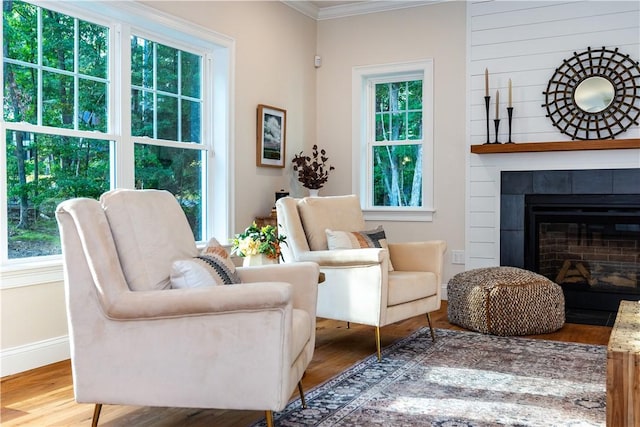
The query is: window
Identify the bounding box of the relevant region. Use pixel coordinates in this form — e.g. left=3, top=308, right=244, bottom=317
left=130, top=36, right=205, bottom=240
left=352, top=60, right=434, bottom=221
left=1, top=0, right=232, bottom=267
left=3, top=1, right=112, bottom=261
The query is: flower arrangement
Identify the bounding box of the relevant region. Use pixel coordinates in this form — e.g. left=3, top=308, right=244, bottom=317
left=291, top=144, right=335, bottom=190
left=231, top=222, right=286, bottom=260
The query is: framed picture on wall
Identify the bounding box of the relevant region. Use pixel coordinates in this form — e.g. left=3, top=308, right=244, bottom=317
left=256, top=104, right=287, bottom=168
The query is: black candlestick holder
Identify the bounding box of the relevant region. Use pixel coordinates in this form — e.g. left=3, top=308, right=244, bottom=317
left=506, top=107, right=514, bottom=143
left=493, top=119, right=501, bottom=144
left=484, top=96, right=491, bottom=144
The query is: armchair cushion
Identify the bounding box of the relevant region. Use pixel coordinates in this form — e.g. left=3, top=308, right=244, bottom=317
left=325, top=226, right=395, bottom=271
left=101, top=189, right=198, bottom=291
left=298, top=195, right=365, bottom=251
left=171, top=238, right=241, bottom=288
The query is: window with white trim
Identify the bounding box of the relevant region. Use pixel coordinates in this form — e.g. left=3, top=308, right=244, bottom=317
left=1, top=0, right=231, bottom=265
left=352, top=60, right=434, bottom=221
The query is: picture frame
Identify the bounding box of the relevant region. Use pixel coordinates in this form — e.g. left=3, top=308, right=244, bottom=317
left=256, top=104, right=287, bottom=168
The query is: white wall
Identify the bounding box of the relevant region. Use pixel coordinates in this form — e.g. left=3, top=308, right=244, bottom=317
left=466, top=1, right=640, bottom=269
left=316, top=2, right=468, bottom=286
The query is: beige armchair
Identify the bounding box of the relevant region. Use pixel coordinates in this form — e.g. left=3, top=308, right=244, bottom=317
left=55, top=189, right=319, bottom=427
left=276, top=194, right=446, bottom=361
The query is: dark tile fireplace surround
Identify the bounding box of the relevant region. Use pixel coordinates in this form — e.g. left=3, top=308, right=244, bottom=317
left=500, top=168, right=640, bottom=326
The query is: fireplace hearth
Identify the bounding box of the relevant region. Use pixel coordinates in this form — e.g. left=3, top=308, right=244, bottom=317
left=500, top=168, right=640, bottom=326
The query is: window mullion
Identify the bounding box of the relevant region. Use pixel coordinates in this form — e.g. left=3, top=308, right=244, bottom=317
left=114, top=23, right=134, bottom=189
left=74, top=18, right=79, bottom=130
left=152, top=42, right=157, bottom=140
left=177, top=50, right=182, bottom=142
left=37, top=7, right=43, bottom=127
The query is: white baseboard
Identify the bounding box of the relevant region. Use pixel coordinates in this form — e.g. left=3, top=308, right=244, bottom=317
left=1, top=335, right=70, bottom=377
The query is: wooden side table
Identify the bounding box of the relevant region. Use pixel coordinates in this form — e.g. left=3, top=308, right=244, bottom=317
left=255, top=210, right=277, bottom=228
left=607, top=300, right=640, bottom=426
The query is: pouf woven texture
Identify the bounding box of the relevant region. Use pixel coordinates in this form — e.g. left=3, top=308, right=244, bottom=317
left=447, top=266, right=565, bottom=336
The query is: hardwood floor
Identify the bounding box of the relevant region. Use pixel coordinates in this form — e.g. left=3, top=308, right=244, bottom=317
left=1, top=301, right=612, bottom=426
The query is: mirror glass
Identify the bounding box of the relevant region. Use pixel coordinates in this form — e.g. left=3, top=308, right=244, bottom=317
left=574, top=76, right=615, bottom=113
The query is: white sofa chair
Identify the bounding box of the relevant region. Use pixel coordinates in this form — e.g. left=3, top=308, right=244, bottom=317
left=55, top=189, right=319, bottom=427
left=276, top=194, right=446, bottom=361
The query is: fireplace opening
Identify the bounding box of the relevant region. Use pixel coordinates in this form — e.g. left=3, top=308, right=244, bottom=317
left=524, top=194, right=640, bottom=321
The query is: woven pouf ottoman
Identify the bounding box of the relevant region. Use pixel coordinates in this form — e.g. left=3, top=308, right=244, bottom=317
left=447, top=266, right=565, bottom=336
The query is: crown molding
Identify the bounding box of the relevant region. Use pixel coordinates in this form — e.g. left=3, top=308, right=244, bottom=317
left=283, top=1, right=444, bottom=21
left=283, top=1, right=320, bottom=19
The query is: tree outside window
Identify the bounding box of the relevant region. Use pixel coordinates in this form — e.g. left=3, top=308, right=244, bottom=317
left=2, top=0, right=209, bottom=260
left=373, top=80, right=423, bottom=207
left=3, top=1, right=110, bottom=259
left=130, top=36, right=204, bottom=240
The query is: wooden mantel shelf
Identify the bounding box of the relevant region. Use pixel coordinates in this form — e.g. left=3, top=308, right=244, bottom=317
left=470, top=138, right=640, bottom=154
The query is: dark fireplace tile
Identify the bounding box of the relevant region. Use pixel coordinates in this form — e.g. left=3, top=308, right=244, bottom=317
left=500, top=230, right=524, bottom=268
left=501, top=172, right=532, bottom=194
left=613, top=169, right=640, bottom=193
left=501, top=195, right=524, bottom=230
left=533, top=170, right=571, bottom=194
left=572, top=169, right=613, bottom=193
left=500, top=168, right=640, bottom=322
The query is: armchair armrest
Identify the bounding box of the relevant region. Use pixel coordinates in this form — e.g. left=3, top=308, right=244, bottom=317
left=237, top=262, right=319, bottom=318
left=388, top=240, right=447, bottom=282
left=295, top=248, right=386, bottom=267
left=100, top=282, right=292, bottom=320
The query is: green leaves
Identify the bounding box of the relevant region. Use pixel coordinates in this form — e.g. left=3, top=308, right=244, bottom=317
left=231, top=223, right=287, bottom=260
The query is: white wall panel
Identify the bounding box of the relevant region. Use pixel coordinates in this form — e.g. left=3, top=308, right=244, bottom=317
left=466, top=0, right=640, bottom=267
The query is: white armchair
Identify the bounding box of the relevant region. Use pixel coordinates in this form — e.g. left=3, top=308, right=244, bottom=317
left=276, top=194, right=446, bottom=361
left=55, top=189, right=319, bottom=426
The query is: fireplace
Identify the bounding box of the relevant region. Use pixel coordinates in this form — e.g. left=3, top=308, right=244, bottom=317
left=500, top=168, right=640, bottom=325
left=524, top=194, right=640, bottom=313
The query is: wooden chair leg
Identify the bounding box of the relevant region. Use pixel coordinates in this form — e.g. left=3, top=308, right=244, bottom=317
left=265, top=410, right=274, bottom=427
left=426, top=312, right=436, bottom=342
left=297, top=381, right=307, bottom=409
left=375, top=326, right=382, bottom=362
left=91, top=404, right=102, bottom=427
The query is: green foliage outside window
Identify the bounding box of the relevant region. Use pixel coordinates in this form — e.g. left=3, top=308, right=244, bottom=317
left=3, top=1, right=111, bottom=258
left=134, top=144, right=203, bottom=241
left=3, top=0, right=205, bottom=259
left=130, top=36, right=204, bottom=240
left=373, top=80, right=423, bottom=207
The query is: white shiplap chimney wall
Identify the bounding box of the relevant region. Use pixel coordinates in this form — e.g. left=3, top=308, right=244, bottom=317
left=466, top=1, right=640, bottom=269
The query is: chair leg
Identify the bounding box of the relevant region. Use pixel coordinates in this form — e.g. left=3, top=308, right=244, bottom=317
left=91, top=404, right=102, bottom=427
left=265, top=410, right=274, bottom=427
left=297, top=381, right=307, bottom=409
left=426, top=312, right=436, bottom=342
left=375, top=326, right=382, bottom=362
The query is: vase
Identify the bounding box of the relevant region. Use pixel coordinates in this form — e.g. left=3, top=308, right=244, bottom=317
left=243, top=254, right=277, bottom=267
left=308, top=188, right=320, bottom=197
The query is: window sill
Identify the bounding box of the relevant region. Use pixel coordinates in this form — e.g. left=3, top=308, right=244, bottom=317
left=0, top=259, right=64, bottom=289
left=363, top=209, right=434, bottom=222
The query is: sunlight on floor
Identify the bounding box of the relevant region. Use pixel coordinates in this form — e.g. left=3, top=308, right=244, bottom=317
left=385, top=396, right=604, bottom=425
left=418, top=366, right=604, bottom=397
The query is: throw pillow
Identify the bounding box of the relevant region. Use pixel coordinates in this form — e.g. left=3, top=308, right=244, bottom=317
left=325, top=225, right=395, bottom=271
left=170, top=238, right=241, bottom=288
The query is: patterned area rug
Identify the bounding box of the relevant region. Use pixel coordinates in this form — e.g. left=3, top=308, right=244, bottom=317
left=253, top=328, right=606, bottom=426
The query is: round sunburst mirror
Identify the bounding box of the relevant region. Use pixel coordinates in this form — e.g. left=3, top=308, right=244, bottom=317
left=542, top=46, right=640, bottom=140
